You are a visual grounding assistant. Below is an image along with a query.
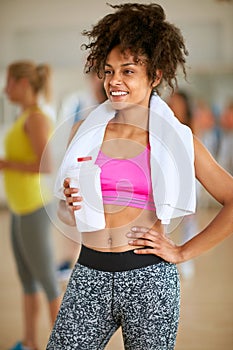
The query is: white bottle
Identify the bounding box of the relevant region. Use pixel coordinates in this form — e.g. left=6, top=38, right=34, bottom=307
left=65, top=157, right=105, bottom=232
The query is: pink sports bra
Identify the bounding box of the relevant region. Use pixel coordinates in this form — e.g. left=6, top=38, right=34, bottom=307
left=95, top=145, right=156, bottom=211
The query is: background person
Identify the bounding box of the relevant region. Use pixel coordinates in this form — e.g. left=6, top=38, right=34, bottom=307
left=0, top=60, right=61, bottom=350
left=59, top=69, right=107, bottom=124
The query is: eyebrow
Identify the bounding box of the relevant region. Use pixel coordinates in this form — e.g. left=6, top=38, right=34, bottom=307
left=104, top=62, right=137, bottom=67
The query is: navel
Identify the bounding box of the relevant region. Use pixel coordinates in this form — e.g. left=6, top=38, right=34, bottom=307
left=107, top=236, right=113, bottom=247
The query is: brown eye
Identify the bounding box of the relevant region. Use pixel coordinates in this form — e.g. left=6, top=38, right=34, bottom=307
left=104, top=69, right=112, bottom=75
left=124, top=69, right=134, bottom=75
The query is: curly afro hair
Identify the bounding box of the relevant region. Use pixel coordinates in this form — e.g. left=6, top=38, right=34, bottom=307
left=82, top=3, right=188, bottom=93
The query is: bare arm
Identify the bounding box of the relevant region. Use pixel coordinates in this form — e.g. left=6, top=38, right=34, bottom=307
left=127, top=136, right=233, bottom=263
left=179, top=136, right=233, bottom=260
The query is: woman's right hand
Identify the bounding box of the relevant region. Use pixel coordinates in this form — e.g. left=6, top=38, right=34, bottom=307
left=63, top=177, right=83, bottom=211
left=57, top=178, right=83, bottom=226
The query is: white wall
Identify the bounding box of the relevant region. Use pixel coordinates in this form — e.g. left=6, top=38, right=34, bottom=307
left=0, top=0, right=232, bottom=103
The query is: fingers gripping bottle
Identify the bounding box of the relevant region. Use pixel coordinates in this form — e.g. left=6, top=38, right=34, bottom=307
left=65, top=157, right=105, bottom=232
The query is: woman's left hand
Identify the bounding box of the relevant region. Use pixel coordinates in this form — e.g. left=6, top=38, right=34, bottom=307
left=127, top=226, right=184, bottom=264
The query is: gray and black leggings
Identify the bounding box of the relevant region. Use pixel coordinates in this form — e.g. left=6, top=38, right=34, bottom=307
left=47, top=245, right=180, bottom=350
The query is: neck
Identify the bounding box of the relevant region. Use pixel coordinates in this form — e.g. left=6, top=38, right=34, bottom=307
left=20, top=99, right=38, bottom=112
left=19, top=89, right=38, bottom=111
left=114, top=103, right=149, bottom=130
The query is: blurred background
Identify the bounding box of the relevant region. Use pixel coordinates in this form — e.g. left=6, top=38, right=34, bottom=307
left=0, top=0, right=232, bottom=349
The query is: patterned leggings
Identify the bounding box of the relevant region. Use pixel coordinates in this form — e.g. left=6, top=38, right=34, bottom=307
left=47, top=247, right=180, bottom=350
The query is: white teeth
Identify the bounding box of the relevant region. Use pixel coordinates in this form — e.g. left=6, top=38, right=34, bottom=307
left=111, top=91, right=128, bottom=96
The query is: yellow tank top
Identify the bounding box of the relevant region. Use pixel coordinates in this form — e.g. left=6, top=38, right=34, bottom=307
left=3, top=106, right=52, bottom=214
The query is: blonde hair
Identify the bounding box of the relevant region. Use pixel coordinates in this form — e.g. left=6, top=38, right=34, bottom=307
left=8, top=60, right=52, bottom=102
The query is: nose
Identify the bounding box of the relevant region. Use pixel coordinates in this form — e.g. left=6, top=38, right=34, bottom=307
left=109, top=71, right=122, bottom=86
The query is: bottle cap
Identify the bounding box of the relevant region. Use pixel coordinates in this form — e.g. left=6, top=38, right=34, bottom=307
left=77, top=156, right=92, bottom=162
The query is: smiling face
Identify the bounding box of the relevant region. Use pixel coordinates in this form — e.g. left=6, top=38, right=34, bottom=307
left=104, top=46, right=159, bottom=110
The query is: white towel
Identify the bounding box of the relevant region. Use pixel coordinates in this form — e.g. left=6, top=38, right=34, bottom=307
left=54, top=94, right=196, bottom=227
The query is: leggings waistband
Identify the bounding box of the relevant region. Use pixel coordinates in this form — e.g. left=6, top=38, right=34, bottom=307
left=78, top=245, right=164, bottom=272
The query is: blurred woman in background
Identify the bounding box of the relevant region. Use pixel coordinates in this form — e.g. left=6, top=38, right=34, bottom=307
left=0, top=61, right=61, bottom=350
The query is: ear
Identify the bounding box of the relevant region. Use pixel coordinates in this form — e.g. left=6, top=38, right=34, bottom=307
left=152, top=69, right=163, bottom=87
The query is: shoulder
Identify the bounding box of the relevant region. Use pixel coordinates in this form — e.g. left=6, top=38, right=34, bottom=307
left=26, top=106, right=46, bottom=120
left=25, top=108, right=52, bottom=132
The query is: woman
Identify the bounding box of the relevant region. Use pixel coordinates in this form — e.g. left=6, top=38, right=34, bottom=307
left=47, top=3, right=233, bottom=350
left=0, top=61, right=61, bottom=350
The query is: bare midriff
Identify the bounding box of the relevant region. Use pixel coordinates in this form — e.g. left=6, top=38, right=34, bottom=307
left=81, top=204, right=164, bottom=252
